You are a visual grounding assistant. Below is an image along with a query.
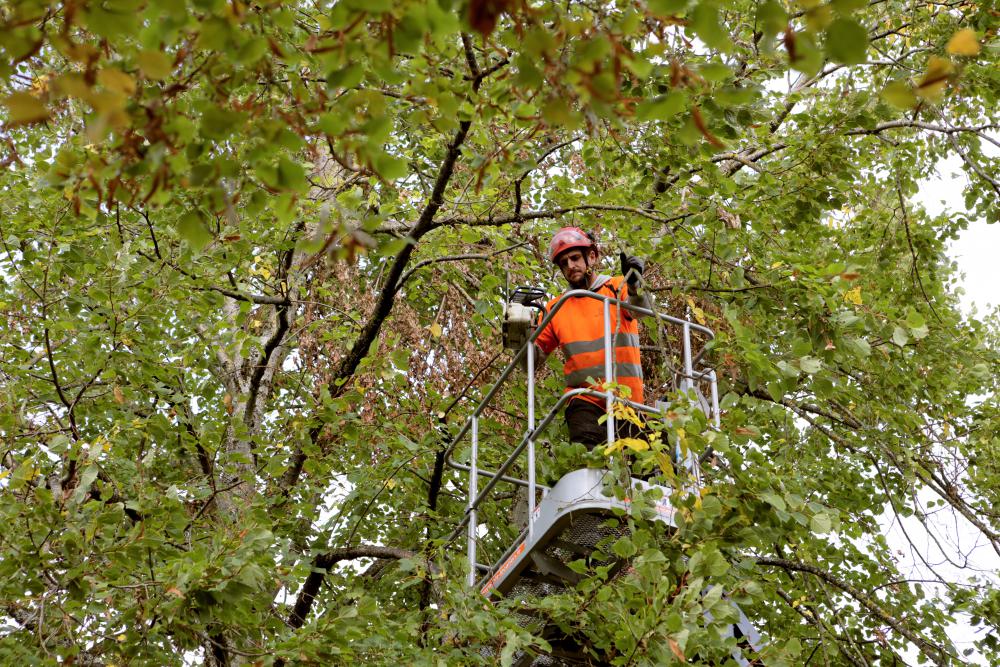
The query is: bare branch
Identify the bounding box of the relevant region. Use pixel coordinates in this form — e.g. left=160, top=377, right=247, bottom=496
left=281, top=108, right=476, bottom=492
left=894, top=179, right=942, bottom=322
left=945, top=132, right=1000, bottom=198
left=396, top=241, right=529, bottom=290
left=376, top=203, right=690, bottom=236
left=755, top=557, right=950, bottom=666
left=283, top=545, right=437, bottom=633
left=774, top=587, right=868, bottom=667
left=845, top=120, right=1000, bottom=147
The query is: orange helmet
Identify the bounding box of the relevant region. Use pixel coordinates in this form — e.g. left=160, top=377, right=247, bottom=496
left=548, top=227, right=595, bottom=263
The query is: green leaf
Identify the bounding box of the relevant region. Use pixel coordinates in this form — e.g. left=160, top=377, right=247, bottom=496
left=892, top=326, right=909, bottom=347
left=70, top=465, right=100, bottom=505
left=236, top=37, right=268, bottom=65
left=766, top=380, right=785, bottom=402
left=798, top=356, right=822, bottom=374
left=3, top=92, right=49, bottom=125
left=372, top=153, right=408, bottom=181
left=756, top=0, right=787, bottom=36
left=842, top=337, right=871, bottom=359
left=82, top=6, right=138, bottom=39
left=326, top=64, right=365, bottom=90
left=831, top=0, right=867, bottom=12
left=542, top=97, right=576, bottom=127
left=702, top=584, right=724, bottom=609
left=612, top=536, right=637, bottom=558
left=317, top=112, right=348, bottom=136
left=777, top=360, right=800, bottom=378
left=811, top=512, right=832, bottom=533
left=788, top=30, right=823, bottom=75
left=882, top=80, right=918, bottom=109
left=705, top=550, right=730, bottom=576
left=716, top=85, right=758, bottom=107
left=648, top=0, right=688, bottom=14
left=500, top=630, right=520, bottom=667
left=699, top=61, right=731, bottom=82
left=905, top=308, right=927, bottom=337
left=177, top=211, right=213, bottom=251
left=761, top=491, right=786, bottom=512
left=701, top=494, right=722, bottom=518
left=635, top=92, right=686, bottom=121
left=277, top=156, right=308, bottom=192
left=200, top=105, right=248, bottom=140
left=137, top=50, right=172, bottom=80
left=897, top=308, right=929, bottom=340
left=826, top=18, right=868, bottom=65
left=690, top=2, right=732, bottom=52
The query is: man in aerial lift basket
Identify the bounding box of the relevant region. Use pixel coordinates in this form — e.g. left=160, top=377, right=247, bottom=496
left=507, top=226, right=650, bottom=448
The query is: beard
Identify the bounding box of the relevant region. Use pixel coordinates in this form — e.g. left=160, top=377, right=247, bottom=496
left=567, top=270, right=591, bottom=290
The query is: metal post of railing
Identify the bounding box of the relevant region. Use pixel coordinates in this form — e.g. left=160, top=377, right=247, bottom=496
left=602, top=297, right=615, bottom=447
left=682, top=321, right=693, bottom=393
left=710, top=370, right=720, bottom=428
left=466, top=415, right=479, bottom=587
left=680, top=322, right=694, bottom=471
left=526, top=342, right=536, bottom=542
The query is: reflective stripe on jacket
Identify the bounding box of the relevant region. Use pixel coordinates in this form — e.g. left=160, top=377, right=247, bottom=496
left=535, top=275, right=644, bottom=406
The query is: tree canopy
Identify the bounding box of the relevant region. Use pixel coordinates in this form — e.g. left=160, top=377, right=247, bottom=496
left=1, top=0, right=999, bottom=664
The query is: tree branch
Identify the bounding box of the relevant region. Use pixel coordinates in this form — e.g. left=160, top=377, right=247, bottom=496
left=774, top=587, right=868, bottom=667
left=846, top=119, right=1000, bottom=148
left=283, top=545, right=437, bottom=633
left=945, top=131, right=1000, bottom=198
left=281, top=73, right=478, bottom=492
left=375, top=203, right=690, bottom=236
left=894, top=178, right=942, bottom=322
left=396, top=241, right=529, bottom=290
left=331, top=120, right=472, bottom=386
left=755, top=557, right=949, bottom=666
left=136, top=249, right=288, bottom=305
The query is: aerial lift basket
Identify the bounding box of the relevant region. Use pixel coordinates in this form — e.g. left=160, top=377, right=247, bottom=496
left=443, top=288, right=764, bottom=666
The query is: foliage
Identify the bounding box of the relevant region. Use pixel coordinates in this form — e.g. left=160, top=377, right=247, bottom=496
left=1, top=0, right=999, bottom=665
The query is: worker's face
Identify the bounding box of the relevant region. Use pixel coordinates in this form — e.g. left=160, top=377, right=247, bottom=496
left=556, top=248, right=596, bottom=289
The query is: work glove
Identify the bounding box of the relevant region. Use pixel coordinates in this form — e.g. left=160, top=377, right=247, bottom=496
left=619, top=252, right=645, bottom=290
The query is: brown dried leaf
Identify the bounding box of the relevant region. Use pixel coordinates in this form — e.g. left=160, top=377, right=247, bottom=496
left=468, top=0, right=512, bottom=37
left=691, top=105, right=725, bottom=148
left=718, top=206, right=741, bottom=230
left=668, top=637, right=686, bottom=662
left=783, top=26, right=797, bottom=63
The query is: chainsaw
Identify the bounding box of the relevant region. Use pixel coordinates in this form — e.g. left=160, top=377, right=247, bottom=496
left=502, top=286, right=546, bottom=351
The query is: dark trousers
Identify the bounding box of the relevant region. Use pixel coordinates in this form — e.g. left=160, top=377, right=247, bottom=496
left=565, top=399, right=644, bottom=450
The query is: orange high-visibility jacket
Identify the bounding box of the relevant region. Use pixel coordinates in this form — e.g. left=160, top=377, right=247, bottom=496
left=535, top=275, right=644, bottom=407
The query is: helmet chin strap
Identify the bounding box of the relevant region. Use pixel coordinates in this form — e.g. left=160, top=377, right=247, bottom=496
left=584, top=252, right=595, bottom=279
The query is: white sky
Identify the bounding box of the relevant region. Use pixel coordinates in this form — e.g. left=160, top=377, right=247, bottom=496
left=915, top=154, right=999, bottom=315
left=891, top=156, right=999, bottom=664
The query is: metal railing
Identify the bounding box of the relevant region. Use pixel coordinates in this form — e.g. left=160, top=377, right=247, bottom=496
left=442, top=289, right=718, bottom=586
